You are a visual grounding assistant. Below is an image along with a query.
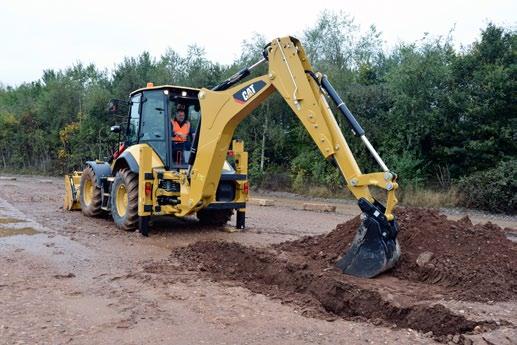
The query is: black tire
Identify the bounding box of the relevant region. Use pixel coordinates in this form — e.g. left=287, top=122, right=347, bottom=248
left=110, top=169, right=139, bottom=231
left=196, top=209, right=233, bottom=227
left=80, top=166, right=104, bottom=217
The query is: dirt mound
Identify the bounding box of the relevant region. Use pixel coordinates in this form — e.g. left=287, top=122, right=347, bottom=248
left=171, top=208, right=515, bottom=339
left=172, top=241, right=491, bottom=339
left=393, top=209, right=517, bottom=301
left=276, top=207, right=517, bottom=302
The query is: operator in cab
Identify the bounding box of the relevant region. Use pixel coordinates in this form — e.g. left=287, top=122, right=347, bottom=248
left=171, top=103, right=192, bottom=164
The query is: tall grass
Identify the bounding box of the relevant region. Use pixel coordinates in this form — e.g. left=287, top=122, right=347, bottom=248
left=252, top=170, right=462, bottom=208
left=396, top=185, right=461, bottom=209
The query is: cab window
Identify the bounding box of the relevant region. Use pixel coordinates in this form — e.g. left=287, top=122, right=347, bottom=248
left=127, top=93, right=141, bottom=144
left=140, top=90, right=167, bottom=163
left=187, top=104, right=200, bottom=137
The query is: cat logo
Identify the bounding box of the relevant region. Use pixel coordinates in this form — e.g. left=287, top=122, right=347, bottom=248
left=233, top=80, right=267, bottom=104
left=242, top=85, right=256, bottom=101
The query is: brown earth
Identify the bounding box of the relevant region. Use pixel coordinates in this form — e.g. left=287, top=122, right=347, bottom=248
left=170, top=241, right=490, bottom=340
left=1, top=175, right=517, bottom=345
left=170, top=207, right=517, bottom=342
left=275, top=207, right=517, bottom=302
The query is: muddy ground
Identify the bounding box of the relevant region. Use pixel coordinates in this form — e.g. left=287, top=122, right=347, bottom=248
left=0, top=175, right=516, bottom=345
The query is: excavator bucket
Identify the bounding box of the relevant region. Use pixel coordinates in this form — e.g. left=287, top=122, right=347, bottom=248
left=336, top=198, right=400, bottom=278
left=64, top=172, right=82, bottom=211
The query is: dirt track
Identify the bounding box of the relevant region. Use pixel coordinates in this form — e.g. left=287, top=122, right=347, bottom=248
left=0, top=175, right=516, bottom=345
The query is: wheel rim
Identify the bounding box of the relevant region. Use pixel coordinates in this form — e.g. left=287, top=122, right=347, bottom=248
left=115, top=184, right=128, bottom=217
left=83, top=179, right=94, bottom=206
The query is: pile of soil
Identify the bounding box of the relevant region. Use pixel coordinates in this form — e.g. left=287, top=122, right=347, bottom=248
left=277, top=208, right=517, bottom=301
left=171, top=207, right=516, bottom=338
left=172, top=241, right=484, bottom=338
left=394, top=209, right=517, bottom=301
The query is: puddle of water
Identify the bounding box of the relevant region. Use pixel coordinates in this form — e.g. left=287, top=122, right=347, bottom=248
left=0, top=217, right=25, bottom=224
left=0, top=226, right=40, bottom=237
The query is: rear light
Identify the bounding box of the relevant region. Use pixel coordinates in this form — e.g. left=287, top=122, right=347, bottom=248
left=243, top=182, right=249, bottom=194
left=145, top=182, right=152, bottom=196
left=227, top=150, right=234, bottom=157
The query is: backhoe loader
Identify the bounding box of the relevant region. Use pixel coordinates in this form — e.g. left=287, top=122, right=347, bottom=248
left=64, top=36, right=400, bottom=278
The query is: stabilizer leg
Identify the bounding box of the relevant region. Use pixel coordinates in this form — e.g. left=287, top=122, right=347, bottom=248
left=139, top=216, right=150, bottom=237
left=236, top=210, right=245, bottom=229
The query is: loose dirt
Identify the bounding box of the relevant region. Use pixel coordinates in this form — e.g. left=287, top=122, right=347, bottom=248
left=393, top=209, right=517, bottom=302
left=276, top=207, right=517, bottom=302
left=171, top=207, right=517, bottom=342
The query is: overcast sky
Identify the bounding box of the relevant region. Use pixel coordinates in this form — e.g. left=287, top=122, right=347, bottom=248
left=0, top=0, right=515, bottom=86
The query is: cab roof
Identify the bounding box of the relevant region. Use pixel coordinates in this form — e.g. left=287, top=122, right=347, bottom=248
left=129, top=84, right=200, bottom=97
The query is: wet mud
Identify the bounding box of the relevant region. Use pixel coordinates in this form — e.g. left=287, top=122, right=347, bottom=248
left=0, top=217, right=25, bottom=224
left=0, top=226, right=39, bottom=237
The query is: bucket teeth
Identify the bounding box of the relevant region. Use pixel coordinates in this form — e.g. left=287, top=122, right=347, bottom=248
left=336, top=198, right=400, bottom=278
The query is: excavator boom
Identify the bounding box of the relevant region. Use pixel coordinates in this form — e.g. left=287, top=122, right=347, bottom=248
left=183, top=36, right=400, bottom=278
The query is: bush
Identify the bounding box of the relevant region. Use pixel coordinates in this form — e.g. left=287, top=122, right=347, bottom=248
left=290, top=150, right=344, bottom=192
left=458, top=160, right=516, bottom=214
left=249, top=164, right=292, bottom=191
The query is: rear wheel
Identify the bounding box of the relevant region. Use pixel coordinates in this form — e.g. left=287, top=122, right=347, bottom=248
left=80, top=166, right=103, bottom=217
left=196, top=209, right=233, bottom=227
left=110, top=169, right=139, bottom=231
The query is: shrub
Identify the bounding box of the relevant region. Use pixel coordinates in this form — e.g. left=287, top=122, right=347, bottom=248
left=458, top=160, right=516, bottom=214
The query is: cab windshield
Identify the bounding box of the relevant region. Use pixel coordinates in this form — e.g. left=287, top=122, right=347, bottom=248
left=139, top=90, right=167, bottom=163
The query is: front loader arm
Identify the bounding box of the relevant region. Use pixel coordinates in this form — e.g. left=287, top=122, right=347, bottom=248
left=179, top=36, right=398, bottom=222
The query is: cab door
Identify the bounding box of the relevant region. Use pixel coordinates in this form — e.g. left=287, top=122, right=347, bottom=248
left=139, top=90, right=168, bottom=165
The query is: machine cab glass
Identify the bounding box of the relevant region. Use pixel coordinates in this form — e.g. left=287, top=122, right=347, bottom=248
left=126, top=90, right=168, bottom=164
left=168, top=90, right=201, bottom=169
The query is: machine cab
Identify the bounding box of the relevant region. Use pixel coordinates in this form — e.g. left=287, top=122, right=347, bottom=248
left=125, top=84, right=237, bottom=175
left=126, top=84, right=201, bottom=170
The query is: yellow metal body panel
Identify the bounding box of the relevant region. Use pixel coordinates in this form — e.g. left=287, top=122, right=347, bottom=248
left=137, top=145, right=153, bottom=216
left=117, top=144, right=165, bottom=170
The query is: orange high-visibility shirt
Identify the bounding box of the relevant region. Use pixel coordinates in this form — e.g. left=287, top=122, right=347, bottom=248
left=172, top=120, right=190, bottom=142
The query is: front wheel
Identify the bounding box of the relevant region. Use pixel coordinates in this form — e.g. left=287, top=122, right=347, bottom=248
left=196, top=209, right=233, bottom=227
left=110, top=169, right=139, bottom=231
left=79, top=166, right=104, bottom=217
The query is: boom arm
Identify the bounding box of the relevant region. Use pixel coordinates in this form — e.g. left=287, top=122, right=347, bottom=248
left=179, top=36, right=398, bottom=221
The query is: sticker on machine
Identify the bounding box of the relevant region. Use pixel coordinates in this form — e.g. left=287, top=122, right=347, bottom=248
left=233, top=80, right=267, bottom=104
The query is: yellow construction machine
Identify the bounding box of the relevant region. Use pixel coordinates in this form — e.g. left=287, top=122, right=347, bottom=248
left=64, top=36, right=400, bottom=278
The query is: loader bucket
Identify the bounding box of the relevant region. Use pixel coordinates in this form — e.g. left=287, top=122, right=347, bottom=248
left=336, top=198, right=400, bottom=278
left=64, top=172, right=82, bottom=211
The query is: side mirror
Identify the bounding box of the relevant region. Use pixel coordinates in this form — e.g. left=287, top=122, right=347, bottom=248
left=110, top=125, right=121, bottom=133
left=107, top=99, right=120, bottom=114
left=107, top=99, right=129, bottom=114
